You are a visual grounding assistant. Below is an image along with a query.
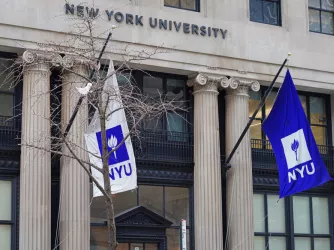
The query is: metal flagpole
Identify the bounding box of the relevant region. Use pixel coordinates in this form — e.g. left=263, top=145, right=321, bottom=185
left=63, top=31, right=113, bottom=138
left=223, top=53, right=291, bottom=169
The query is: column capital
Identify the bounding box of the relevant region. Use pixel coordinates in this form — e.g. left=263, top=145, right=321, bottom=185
left=227, top=77, right=260, bottom=96
left=22, top=50, right=98, bottom=70
left=61, top=55, right=98, bottom=70
left=187, top=73, right=229, bottom=94
left=22, top=50, right=62, bottom=67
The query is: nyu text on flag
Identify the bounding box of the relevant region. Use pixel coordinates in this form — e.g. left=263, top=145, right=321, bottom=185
left=262, top=69, right=331, bottom=198
left=84, top=60, right=137, bottom=197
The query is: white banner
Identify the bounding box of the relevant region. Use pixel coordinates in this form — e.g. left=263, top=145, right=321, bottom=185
left=84, top=59, right=137, bottom=197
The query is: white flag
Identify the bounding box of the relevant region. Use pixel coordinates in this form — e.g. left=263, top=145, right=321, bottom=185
left=84, top=59, right=137, bottom=197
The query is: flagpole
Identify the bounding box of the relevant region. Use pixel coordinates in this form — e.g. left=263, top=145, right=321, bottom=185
left=63, top=31, right=113, bottom=138
left=223, top=54, right=291, bottom=169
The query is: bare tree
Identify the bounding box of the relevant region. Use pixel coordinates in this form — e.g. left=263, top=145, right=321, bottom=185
left=0, top=8, right=186, bottom=250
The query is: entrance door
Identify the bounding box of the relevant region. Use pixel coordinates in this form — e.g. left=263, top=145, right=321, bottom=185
left=118, top=243, right=159, bottom=250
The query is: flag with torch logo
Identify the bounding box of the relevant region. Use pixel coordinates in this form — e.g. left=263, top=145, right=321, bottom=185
left=84, top=59, right=137, bottom=197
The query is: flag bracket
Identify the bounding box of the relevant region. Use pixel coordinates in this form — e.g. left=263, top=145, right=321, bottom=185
left=222, top=163, right=231, bottom=170
left=223, top=55, right=290, bottom=170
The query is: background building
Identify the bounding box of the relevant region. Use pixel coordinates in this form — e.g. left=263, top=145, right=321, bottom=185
left=0, top=0, right=333, bottom=250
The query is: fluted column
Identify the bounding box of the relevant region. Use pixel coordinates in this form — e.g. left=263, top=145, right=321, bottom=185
left=188, top=73, right=229, bottom=250
left=59, top=56, right=91, bottom=250
left=225, top=78, right=260, bottom=250
left=19, top=50, right=55, bottom=250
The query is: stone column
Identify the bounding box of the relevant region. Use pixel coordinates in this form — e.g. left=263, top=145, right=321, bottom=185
left=225, top=78, right=260, bottom=250
left=187, top=73, right=229, bottom=250
left=19, top=50, right=58, bottom=249
left=59, top=56, right=90, bottom=250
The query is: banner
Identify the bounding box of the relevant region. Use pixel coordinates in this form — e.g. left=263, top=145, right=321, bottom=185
left=262, top=69, right=331, bottom=198
left=84, top=60, right=137, bottom=197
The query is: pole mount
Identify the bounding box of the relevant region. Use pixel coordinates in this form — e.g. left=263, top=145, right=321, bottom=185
left=223, top=163, right=232, bottom=170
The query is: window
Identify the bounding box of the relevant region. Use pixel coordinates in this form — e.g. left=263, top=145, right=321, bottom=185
left=0, top=58, right=15, bottom=126
left=293, top=196, right=331, bottom=250
left=250, top=0, right=281, bottom=26
left=140, top=73, right=189, bottom=138
left=164, top=0, right=199, bottom=12
left=91, top=185, right=192, bottom=249
left=310, top=96, right=327, bottom=145
left=309, top=0, right=334, bottom=35
left=249, top=89, right=330, bottom=146
left=0, top=180, right=15, bottom=250
left=254, top=193, right=332, bottom=250
left=253, top=193, right=287, bottom=249
left=110, top=70, right=190, bottom=137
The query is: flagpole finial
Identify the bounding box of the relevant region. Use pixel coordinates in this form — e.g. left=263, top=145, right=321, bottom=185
left=286, top=52, right=292, bottom=68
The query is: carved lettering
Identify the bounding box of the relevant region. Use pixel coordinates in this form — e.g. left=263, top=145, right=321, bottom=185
left=106, top=10, right=114, bottom=21
left=149, top=17, right=157, bottom=28
left=65, top=3, right=74, bottom=15
left=212, top=28, right=219, bottom=38
left=114, top=12, right=124, bottom=22
left=159, top=19, right=167, bottom=30
left=220, top=29, right=228, bottom=39
left=63, top=6, right=229, bottom=39
left=183, top=23, right=190, bottom=34
left=192, top=24, right=199, bottom=35
left=174, top=21, right=182, bottom=32
left=136, top=15, right=143, bottom=26
left=200, top=26, right=206, bottom=36
left=86, top=7, right=99, bottom=18
left=126, top=13, right=134, bottom=24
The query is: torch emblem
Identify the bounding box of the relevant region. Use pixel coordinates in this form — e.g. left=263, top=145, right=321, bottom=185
left=108, top=134, right=118, bottom=159
left=291, top=139, right=299, bottom=161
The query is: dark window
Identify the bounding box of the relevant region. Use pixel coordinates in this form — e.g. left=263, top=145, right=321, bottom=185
left=0, top=58, right=15, bottom=126
left=254, top=192, right=332, bottom=250
left=250, top=0, right=281, bottom=26
left=309, top=0, right=334, bottom=35
left=90, top=68, right=190, bottom=137
left=164, top=0, right=199, bottom=12
left=249, top=89, right=330, bottom=146
left=137, top=72, right=190, bottom=139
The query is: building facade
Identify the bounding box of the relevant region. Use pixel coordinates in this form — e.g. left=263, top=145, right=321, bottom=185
left=0, top=0, right=334, bottom=250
